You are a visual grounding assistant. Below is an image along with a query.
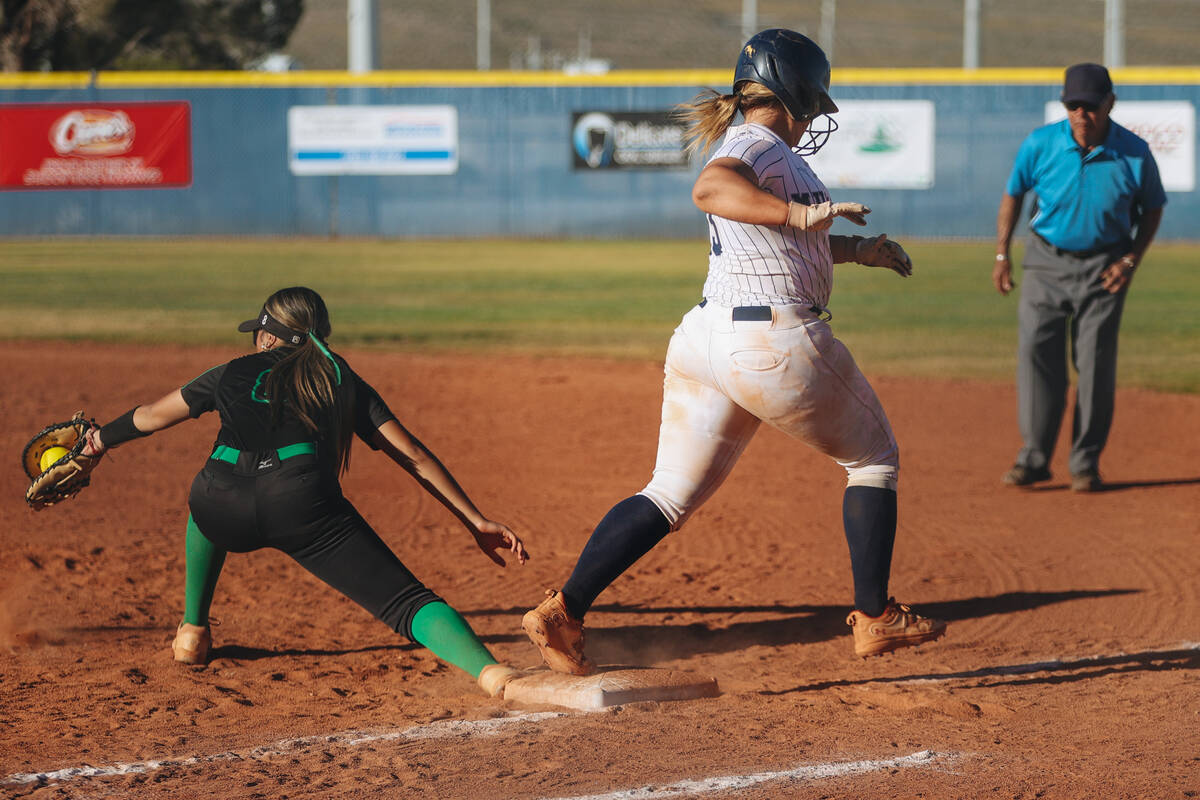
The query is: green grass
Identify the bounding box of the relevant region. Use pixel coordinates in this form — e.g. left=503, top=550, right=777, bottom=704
left=2, top=238, right=1197, bottom=392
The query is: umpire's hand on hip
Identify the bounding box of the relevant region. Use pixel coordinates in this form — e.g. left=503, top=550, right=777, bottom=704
left=1101, top=255, right=1138, bottom=294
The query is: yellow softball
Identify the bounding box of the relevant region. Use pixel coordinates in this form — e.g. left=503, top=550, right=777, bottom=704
left=40, top=446, right=70, bottom=472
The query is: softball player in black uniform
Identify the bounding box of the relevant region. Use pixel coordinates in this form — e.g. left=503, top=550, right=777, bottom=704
left=523, top=30, right=945, bottom=674
left=84, top=287, right=527, bottom=697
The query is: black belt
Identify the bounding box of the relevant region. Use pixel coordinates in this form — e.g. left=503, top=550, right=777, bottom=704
left=698, top=299, right=830, bottom=321
left=732, top=306, right=772, bottom=321
left=1033, top=232, right=1124, bottom=260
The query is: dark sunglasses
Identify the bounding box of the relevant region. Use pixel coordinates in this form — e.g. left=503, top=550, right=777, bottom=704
left=1065, top=100, right=1099, bottom=113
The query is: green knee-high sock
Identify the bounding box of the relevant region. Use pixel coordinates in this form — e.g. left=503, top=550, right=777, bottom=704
left=409, top=601, right=498, bottom=679
left=183, top=515, right=226, bottom=627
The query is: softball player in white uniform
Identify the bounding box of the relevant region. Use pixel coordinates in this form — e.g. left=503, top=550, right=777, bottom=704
left=524, top=29, right=946, bottom=672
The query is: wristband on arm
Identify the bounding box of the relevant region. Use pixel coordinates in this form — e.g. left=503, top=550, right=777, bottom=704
left=98, top=407, right=151, bottom=448
left=829, top=235, right=865, bottom=264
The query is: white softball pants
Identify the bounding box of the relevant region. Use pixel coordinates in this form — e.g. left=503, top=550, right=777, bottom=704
left=639, top=301, right=899, bottom=530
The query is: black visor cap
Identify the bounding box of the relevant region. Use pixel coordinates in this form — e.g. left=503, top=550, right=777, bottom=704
left=237, top=307, right=305, bottom=346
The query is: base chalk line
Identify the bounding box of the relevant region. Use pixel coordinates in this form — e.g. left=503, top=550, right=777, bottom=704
left=537, top=750, right=956, bottom=800
left=4, top=710, right=568, bottom=786
left=12, top=641, right=1191, bottom=787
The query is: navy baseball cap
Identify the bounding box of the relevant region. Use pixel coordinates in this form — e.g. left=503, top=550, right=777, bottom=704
left=237, top=306, right=305, bottom=345
left=1061, top=63, right=1112, bottom=106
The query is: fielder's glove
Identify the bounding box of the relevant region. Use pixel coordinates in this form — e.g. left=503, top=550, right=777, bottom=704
left=856, top=234, right=913, bottom=277
left=22, top=411, right=102, bottom=510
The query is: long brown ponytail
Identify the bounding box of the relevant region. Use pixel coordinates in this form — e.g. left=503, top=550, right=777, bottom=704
left=675, top=82, right=782, bottom=157
left=259, top=287, right=354, bottom=475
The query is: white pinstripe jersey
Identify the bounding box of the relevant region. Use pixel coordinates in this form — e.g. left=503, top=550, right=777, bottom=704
left=701, top=123, right=833, bottom=308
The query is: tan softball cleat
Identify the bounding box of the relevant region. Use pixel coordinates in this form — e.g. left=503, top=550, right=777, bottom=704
left=522, top=589, right=596, bottom=676
left=172, top=622, right=212, bottom=665
left=477, top=664, right=524, bottom=698
left=846, top=599, right=947, bottom=658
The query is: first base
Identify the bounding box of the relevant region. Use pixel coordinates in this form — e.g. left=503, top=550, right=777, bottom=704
left=502, top=666, right=719, bottom=710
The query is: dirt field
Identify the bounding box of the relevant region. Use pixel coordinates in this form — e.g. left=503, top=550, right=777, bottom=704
left=2, top=341, right=1198, bottom=799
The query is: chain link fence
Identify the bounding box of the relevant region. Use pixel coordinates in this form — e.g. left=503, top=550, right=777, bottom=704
left=288, top=0, right=1199, bottom=72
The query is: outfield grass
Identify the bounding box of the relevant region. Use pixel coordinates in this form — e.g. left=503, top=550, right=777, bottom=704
left=2, top=238, right=1197, bottom=392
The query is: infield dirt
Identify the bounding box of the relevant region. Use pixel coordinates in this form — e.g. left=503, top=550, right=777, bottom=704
left=2, top=341, right=1198, bottom=798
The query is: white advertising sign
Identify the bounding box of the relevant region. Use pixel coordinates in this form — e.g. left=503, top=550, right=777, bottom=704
left=806, top=100, right=935, bottom=189
left=288, top=105, right=458, bottom=175
left=1044, top=100, right=1194, bottom=192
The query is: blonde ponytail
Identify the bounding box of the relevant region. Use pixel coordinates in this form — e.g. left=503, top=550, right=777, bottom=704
left=675, top=82, right=783, bottom=157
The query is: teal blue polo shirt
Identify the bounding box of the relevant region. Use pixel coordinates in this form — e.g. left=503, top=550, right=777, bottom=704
left=1005, top=118, right=1166, bottom=252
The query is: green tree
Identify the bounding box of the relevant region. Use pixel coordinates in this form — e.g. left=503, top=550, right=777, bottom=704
left=1, top=0, right=304, bottom=71
left=1, top=0, right=77, bottom=71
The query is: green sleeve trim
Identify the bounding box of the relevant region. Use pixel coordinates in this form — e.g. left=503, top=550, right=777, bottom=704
left=184, top=363, right=223, bottom=388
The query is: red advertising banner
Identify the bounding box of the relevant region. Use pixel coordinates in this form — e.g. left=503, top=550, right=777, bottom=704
left=0, top=101, right=191, bottom=190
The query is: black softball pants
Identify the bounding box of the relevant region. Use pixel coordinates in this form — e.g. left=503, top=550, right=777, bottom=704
left=187, top=452, right=441, bottom=639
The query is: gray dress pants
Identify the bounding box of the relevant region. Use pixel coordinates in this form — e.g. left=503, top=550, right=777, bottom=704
left=1015, top=234, right=1128, bottom=476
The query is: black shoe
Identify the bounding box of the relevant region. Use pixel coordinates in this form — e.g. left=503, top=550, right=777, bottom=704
left=1070, top=469, right=1102, bottom=492
left=1002, top=464, right=1051, bottom=487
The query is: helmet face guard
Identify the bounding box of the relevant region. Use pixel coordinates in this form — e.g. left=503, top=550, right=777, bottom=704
left=734, top=28, right=838, bottom=154
left=795, top=114, right=838, bottom=157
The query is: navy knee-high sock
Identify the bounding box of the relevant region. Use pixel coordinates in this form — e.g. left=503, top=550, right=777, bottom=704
left=842, top=486, right=897, bottom=617
left=561, top=495, right=671, bottom=620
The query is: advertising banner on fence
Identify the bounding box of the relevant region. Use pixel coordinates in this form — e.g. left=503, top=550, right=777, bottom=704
left=288, top=106, right=459, bottom=175
left=806, top=100, right=935, bottom=189
left=1045, top=100, right=1195, bottom=192
left=0, top=102, right=191, bottom=190
left=571, top=111, right=688, bottom=170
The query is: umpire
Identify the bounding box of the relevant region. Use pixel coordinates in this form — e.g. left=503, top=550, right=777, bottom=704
left=993, top=63, right=1166, bottom=492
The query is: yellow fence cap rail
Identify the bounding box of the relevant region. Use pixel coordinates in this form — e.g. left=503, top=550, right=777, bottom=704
left=1, top=66, right=1197, bottom=90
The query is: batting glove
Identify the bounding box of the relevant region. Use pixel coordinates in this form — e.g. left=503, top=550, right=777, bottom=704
left=786, top=201, right=870, bottom=231
left=856, top=234, right=913, bottom=277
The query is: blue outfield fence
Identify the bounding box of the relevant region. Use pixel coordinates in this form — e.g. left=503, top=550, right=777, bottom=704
left=0, top=70, right=1196, bottom=240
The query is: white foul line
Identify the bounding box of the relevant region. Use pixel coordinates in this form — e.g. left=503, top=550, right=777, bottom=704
left=8, top=643, right=1192, bottom=788
left=537, top=750, right=953, bottom=800
left=3, top=711, right=568, bottom=786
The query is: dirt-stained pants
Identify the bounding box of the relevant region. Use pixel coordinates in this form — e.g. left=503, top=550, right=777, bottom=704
left=639, top=301, right=899, bottom=530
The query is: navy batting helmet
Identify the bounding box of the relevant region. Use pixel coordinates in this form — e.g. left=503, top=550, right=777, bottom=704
left=734, top=29, right=838, bottom=155
left=734, top=28, right=837, bottom=121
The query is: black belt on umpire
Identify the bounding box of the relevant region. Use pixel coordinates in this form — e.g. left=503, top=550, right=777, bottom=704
left=1032, top=232, right=1127, bottom=260
left=209, top=442, right=317, bottom=475
left=698, top=298, right=832, bottom=322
